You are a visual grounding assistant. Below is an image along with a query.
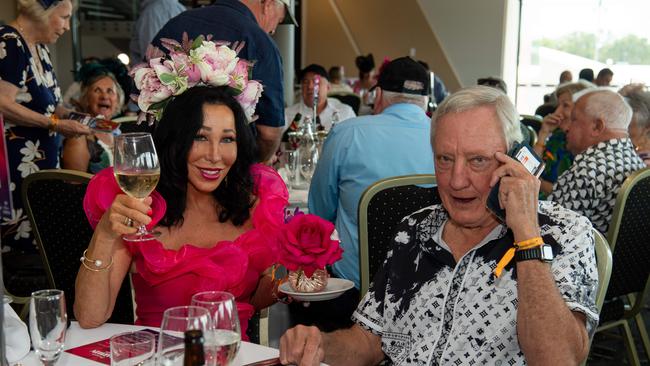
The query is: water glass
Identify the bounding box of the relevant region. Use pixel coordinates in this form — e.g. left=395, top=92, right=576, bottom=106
left=191, top=291, right=241, bottom=366
left=157, top=306, right=210, bottom=366
left=110, top=331, right=155, bottom=365
left=285, top=150, right=300, bottom=189
left=29, top=289, right=67, bottom=365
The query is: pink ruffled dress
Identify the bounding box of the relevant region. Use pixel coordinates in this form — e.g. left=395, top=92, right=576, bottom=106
left=83, top=164, right=288, bottom=339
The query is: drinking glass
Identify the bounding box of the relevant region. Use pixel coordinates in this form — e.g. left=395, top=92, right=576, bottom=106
left=191, top=291, right=241, bottom=366
left=29, top=289, right=67, bottom=365
left=285, top=150, right=300, bottom=189
left=110, top=331, right=155, bottom=366
left=157, top=306, right=210, bottom=366
left=299, top=147, right=318, bottom=183
left=113, top=132, right=161, bottom=241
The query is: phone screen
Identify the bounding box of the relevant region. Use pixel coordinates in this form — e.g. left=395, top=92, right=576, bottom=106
left=486, top=142, right=545, bottom=222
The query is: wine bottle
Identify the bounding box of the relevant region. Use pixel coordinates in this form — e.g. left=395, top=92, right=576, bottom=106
left=184, top=329, right=205, bottom=366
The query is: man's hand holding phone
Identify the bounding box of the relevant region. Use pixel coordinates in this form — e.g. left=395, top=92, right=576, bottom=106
left=487, top=143, right=544, bottom=242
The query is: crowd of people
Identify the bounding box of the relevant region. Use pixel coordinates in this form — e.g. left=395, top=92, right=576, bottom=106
left=1, top=0, right=649, bottom=365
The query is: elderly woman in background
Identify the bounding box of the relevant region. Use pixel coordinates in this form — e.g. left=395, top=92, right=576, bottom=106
left=0, top=0, right=90, bottom=288
left=62, top=63, right=125, bottom=173
left=533, top=81, right=593, bottom=197
left=626, top=90, right=650, bottom=166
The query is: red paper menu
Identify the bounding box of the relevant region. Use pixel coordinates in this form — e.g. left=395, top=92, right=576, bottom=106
left=65, top=328, right=160, bottom=364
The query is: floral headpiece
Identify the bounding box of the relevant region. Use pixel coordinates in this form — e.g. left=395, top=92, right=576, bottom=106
left=130, top=33, right=264, bottom=124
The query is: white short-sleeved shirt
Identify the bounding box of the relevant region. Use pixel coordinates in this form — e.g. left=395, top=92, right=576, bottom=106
left=353, top=201, right=599, bottom=365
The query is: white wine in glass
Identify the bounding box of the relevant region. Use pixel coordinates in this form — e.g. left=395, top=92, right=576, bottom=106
left=113, top=132, right=161, bottom=241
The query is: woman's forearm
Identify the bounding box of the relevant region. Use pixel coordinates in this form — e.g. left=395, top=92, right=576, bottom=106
left=0, top=95, right=51, bottom=128
left=74, top=232, right=131, bottom=328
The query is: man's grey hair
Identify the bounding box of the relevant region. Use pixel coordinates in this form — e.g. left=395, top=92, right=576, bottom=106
left=573, top=88, right=633, bottom=130
left=626, top=91, right=650, bottom=131
left=431, top=86, right=523, bottom=150
left=381, top=90, right=428, bottom=111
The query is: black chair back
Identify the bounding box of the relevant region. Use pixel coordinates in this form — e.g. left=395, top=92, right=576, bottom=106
left=520, top=114, right=543, bottom=134
left=329, top=93, right=361, bottom=114
left=22, top=170, right=134, bottom=324
left=358, top=175, right=440, bottom=297
left=605, top=168, right=650, bottom=300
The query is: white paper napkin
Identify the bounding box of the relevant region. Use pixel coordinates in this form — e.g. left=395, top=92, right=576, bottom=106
left=3, top=302, right=30, bottom=362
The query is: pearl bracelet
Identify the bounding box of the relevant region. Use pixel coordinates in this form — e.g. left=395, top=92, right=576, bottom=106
left=80, top=249, right=113, bottom=272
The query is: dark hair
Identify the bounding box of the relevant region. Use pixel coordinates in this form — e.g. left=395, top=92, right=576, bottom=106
left=578, top=68, right=594, bottom=82
left=328, top=66, right=342, bottom=82
left=597, top=68, right=614, bottom=79
left=477, top=76, right=507, bottom=94
left=153, top=86, right=257, bottom=227
left=299, top=64, right=328, bottom=82
left=355, top=53, right=375, bottom=75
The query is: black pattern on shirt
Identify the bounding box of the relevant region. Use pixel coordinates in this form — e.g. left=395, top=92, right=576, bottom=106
left=547, top=138, right=646, bottom=234
left=353, top=202, right=599, bottom=365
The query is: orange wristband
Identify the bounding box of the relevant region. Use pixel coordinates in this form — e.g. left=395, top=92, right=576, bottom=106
left=47, top=114, right=59, bottom=132
left=494, top=237, right=543, bottom=277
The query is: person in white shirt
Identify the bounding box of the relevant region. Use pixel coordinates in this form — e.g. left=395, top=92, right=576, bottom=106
left=285, top=64, right=356, bottom=132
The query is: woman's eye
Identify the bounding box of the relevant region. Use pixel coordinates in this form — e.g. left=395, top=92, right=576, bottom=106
left=193, top=135, right=207, bottom=141
left=222, top=136, right=236, bottom=143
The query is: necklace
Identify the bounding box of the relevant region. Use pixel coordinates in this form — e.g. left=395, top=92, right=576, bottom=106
left=13, top=19, right=44, bottom=77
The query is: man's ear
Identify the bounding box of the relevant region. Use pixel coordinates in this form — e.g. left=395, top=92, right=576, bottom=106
left=592, top=117, right=606, bottom=136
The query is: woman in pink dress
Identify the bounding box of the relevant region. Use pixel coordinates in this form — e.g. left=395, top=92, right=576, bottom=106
left=74, top=85, right=288, bottom=339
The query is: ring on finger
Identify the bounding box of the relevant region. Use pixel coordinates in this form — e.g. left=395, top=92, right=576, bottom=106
left=123, top=216, right=134, bottom=227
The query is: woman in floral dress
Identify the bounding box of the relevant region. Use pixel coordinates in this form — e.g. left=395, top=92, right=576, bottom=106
left=0, top=0, right=90, bottom=293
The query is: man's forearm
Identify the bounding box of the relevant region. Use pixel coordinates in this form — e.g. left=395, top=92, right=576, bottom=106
left=256, top=124, right=283, bottom=162
left=516, top=261, right=589, bottom=365
left=322, top=325, right=384, bottom=366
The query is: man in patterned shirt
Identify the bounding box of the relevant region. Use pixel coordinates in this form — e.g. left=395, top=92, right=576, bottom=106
left=547, top=88, right=646, bottom=234
left=279, top=86, right=599, bottom=366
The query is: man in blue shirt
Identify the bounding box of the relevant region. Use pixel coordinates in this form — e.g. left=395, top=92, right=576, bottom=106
left=130, top=0, right=187, bottom=63
left=151, top=0, right=297, bottom=162
left=296, top=57, right=435, bottom=330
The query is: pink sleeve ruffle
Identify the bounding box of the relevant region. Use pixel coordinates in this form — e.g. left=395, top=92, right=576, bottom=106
left=83, top=167, right=166, bottom=230
left=250, top=163, right=289, bottom=230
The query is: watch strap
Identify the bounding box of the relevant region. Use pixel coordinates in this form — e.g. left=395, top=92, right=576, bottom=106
left=515, top=246, right=542, bottom=261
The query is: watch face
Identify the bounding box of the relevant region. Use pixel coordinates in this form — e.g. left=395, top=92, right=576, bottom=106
left=541, top=245, right=554, bottom=261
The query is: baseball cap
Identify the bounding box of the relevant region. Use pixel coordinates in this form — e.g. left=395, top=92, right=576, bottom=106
left=371, top=57, right=430, bottom=96
left=278, top=0, right=299, bottom=27
left=299, top=64, right=328, bottom=82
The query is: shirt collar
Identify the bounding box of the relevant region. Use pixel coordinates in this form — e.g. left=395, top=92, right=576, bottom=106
left=421, top=205, right=508, bottom=254
left=576, top=137, right=634, bottom=161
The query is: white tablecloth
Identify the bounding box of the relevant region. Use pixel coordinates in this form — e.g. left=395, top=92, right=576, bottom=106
left=16, top=322, right=279, bottom=366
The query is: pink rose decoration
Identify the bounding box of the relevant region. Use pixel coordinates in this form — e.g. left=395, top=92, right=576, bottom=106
left=170, top=52, right=201, bottom=86
left=279, top=214, right=342, bottom=277
left=192, top=41, right=239, bottom=87
left=236, top=80, right=263, bottom=122
left=131, top=62, right=174, bottom=112
left=230, top=59, right=250, bottom=91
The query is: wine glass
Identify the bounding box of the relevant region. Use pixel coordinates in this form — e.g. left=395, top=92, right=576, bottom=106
left=110, top=331, right=156, bottom=365
left=285, top=150, right=300, bottom=189
left=29, top=289, right=67, bottom=365
left=113, top=132, right=161, bottom=241
left=191, top=291, right=241, bottom=366
left=157, top=306, right=210, bottom=366
left=299, top=146, right=318, bottom=183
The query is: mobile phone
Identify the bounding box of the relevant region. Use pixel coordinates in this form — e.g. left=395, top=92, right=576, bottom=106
left=486, top=142, right=545, bottom=222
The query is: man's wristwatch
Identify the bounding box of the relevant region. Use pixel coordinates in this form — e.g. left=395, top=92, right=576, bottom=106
left=515, top=243, right=554, bottom=262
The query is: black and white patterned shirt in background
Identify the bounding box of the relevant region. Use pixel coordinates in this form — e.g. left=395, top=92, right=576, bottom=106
left=547, top=138, right=646, bottom=235
left=353, top=202, right=598, bottom=365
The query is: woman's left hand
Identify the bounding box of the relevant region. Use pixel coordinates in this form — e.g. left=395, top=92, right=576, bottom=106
left=489, top=151, right=541, bottom=242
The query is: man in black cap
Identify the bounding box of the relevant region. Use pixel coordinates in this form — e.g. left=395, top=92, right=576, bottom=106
left=291, top=57, right=435, bottom=332
left=284, top=64, right=356, bottom=132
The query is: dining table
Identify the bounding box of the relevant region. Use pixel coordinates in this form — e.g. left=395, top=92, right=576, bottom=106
left=15, top=321, right=286, bottom=366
